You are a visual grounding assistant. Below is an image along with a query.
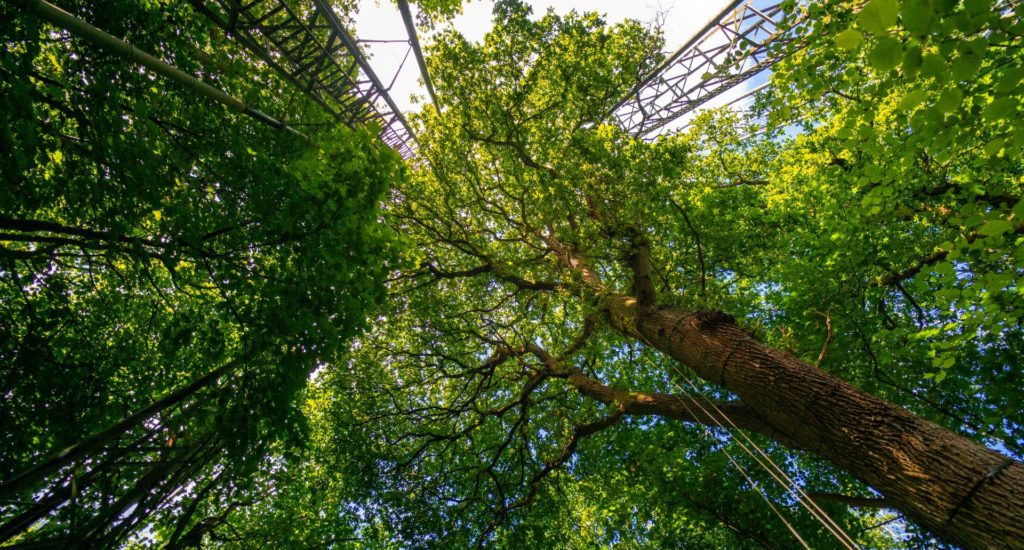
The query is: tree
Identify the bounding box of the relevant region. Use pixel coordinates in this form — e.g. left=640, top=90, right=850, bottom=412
left=226, top=1, right=1020, bottom=547
left=5, top=0, right=1023, bottom=547
left=0, top=0, right=402, bottom=545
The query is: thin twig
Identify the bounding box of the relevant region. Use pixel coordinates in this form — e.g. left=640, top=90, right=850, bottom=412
left=670, top=198, right=706, bottom=296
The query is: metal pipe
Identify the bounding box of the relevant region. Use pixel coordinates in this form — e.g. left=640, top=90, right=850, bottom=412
left=21, top=0, right=310, bottom=142
left=396, top=0, right=438, bottom=110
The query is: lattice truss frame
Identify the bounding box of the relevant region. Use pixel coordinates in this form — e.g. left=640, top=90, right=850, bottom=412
left=189, top=0, right=421, bottom=158
left=187, top=0, right=798, bottom=157
left=611, top=0, right=795, bottom=138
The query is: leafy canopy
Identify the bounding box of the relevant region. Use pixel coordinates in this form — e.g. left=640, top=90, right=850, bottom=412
left=1, top=0, right=402, bottom=544
left=3, top=0, right=1022, bottom=547
left=224, top=0, right=1021, bottom=547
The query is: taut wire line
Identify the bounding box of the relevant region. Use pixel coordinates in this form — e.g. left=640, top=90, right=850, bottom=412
left=649, top=352, right=859, bottom=549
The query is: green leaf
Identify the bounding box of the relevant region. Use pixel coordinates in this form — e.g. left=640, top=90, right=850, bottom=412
left=979, top=219, right=1012, bottom=237
left=901, top=0, right=937, bottom=36
left=902, top=45, right=923, bottom=76
left=964, top=0, right=992, bottom=16
left=951, top=53, right=981, bottom=81
left=868, top=36, right=903, bottom=71
left=935, top=87, right=963, bottom=113
left=899, top=89, right=928, bottom=111
left=1013, top=126, right=1024, bottom=148
left=1012, top=199, right=1024, bottom=220
left=835, top=28, right=864, bottom=50
left=919, top=52, right=947, bottom=80
left=933, top=261, right=955, bottom=276
left=995, top=66, right=1024, bottom=94
left=983, top=97, right=1017, bottom=124
left=859, top=0, right=900, bottom=34
left=984, top=138, right=1005, bottom=157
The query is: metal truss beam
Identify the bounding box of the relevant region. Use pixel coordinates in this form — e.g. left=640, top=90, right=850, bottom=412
left=190, top=0, right=420, bottom=158
left=609, top=0, right=796, bottom=138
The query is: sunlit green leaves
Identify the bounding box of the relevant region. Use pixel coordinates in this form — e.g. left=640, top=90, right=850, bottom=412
left=901, top=0, right=938, bottom=36
left=836, top=28, right=864, bottom=49
left=979, top=218, right=1013, bottom=237
left=765, top=0, right=1024, bottom=459
left=868, top=35, right=903, bottom=71
left=7, top=0, right=1015, bottom=546
left=859, top=0, right=899, bottom=34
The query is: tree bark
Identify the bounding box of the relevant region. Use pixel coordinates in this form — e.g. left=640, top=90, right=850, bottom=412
left=603, top=293, right=1024, bottom=549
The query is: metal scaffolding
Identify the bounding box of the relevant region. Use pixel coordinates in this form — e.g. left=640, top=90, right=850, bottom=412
left=186, top=0, right=795, bottom=157
left=609, top=0, right=796, bottom=138
left=189, top=0, right=432, bottom=158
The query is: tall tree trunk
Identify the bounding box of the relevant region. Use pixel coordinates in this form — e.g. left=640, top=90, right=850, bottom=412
left=603, top=293, right=1024, bottom=549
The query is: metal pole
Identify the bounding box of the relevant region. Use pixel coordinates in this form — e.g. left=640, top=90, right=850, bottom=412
left=396, top=0, right=438, bottom=110
left=20, top=0, right=311, bottom=142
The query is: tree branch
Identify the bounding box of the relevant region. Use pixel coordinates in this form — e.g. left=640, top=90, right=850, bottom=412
left=475, top=407, right=624, bottom=547
left=463, top=127, right=560, bottom=180
left=558, top=315, right=597, bottom=361
left=418, top=260, right=565, bottom=292
left=814, top=310, right=833, bottom=368
left=874, top=248, right=950, bottom=287
left=874, top=220, right=1024, bottom=286
left=669, top=199, right=707, bottom=296
left=627, top=234, right=657, bottom=306
left=520, top=343, right=790, bottom=443
left=542, top=233, right=604, bottom=291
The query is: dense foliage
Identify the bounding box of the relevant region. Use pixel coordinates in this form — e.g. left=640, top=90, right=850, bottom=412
left=764, top=0, right=1024, bottom=448
left=199, top=1, right=1023, bottom=548
left=2, top=0, right=1022, bottom=547
left=0, top=0, right=401, bottom=545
